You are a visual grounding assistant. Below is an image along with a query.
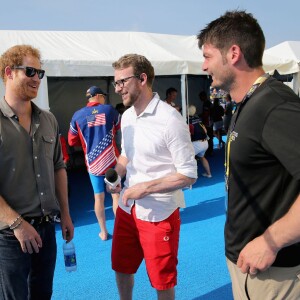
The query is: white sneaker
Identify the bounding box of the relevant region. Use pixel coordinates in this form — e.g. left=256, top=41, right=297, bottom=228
left=53, top=215, right=61, bottom=223
left=202, top=173, right=212, bottom=178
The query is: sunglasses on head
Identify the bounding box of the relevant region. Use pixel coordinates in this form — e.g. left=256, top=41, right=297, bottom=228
left=12, top=66, right=45, bottom=79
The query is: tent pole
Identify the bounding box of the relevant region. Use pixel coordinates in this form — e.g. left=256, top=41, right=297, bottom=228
left=292, top=72, right=299, bottom=96
left=33, top=76, right=50, bottom=110
left=181, top=74, right=187, bottom=121
left=106, top=77, right=111, bottom=104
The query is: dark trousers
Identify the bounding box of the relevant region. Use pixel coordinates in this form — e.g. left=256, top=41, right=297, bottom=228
left=0, top=222, right=57, bottom=300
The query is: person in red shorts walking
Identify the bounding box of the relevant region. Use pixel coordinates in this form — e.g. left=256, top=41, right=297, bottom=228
left=107, top=54, right=197, bottom=300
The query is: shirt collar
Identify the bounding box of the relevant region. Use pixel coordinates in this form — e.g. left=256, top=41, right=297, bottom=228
left=0, top=97, right=16, bottom=118
left=136, top=92, right=160, bottom=117
left=0, top=97, right=41, bottom=119
left=87, top=101, right=101, bottom=107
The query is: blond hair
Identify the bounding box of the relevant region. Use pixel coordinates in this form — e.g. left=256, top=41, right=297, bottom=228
left=112, top=54, right=155, bottom=87
left=188, top=105, right=197, bottom=116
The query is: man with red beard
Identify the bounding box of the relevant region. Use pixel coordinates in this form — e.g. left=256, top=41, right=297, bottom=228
left=108, top=54, right=197, bottom=300
left=0, top=45, right=74, bottom=300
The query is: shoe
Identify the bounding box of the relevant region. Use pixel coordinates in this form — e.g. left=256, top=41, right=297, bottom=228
left=218, top=141, right=225, bottom=149
left=202, top=173, right=212, bottom=178
left=53, top=215, right=61, bottom=223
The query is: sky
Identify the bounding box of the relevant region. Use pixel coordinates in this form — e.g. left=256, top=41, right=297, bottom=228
left=0, top=0, right=299, bottom=49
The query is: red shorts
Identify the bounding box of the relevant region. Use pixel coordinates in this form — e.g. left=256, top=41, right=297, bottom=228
left=111, top=206, right=180, bottom=290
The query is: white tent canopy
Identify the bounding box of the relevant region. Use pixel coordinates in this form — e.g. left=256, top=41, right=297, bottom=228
left=0, top=31, right=299, bottom=111
left=0, top=30, right=210, bottom=115
left=0, top=30, right=298, bottom=76
left=265, top=41, right=300, bottom=95
left=0, top=30, right=207, bottom=77
left=266, top=41, right=300, bottom=62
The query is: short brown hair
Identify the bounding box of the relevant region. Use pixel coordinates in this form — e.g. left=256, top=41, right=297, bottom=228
left=197, top=10, right=265, bottom=68
left=0, top=45, right=41, bottom=82
left=112, top=54, right=155, bottom=87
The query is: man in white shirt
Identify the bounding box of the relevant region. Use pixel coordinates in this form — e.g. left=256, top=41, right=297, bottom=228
left=108, top=54, right=197, bottom=300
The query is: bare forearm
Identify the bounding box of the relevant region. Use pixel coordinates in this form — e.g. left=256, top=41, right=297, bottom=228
left=122, top=172, right=196, bottom=206
left=143, top=173, right=196, bottom=195
left=54, top=168, right=70, bottom=215
left=263, top=193, right=300, bottom=252
left=115, top=155, right=128, bottom=179
left=54, top=168, right=74, bottom=241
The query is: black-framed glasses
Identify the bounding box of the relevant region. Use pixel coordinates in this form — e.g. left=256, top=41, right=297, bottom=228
left=12, top=66, right=45, bottom=79
left=112, top=75, right=140, bottom=88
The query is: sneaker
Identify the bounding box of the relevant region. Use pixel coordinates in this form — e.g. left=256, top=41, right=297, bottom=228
left=202, top=173, right=212, bottom=178
left=53, top=215, right=61, bottom=223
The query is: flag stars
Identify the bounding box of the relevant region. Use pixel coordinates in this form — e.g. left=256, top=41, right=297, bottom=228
left=87, top=132, right=113, bottom=163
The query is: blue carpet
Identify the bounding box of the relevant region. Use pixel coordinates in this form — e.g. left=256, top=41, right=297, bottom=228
left=52, top=138, right=233, bottom=300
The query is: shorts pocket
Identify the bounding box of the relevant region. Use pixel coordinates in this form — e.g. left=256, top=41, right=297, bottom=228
left=155, top=219, right=172, bottom=233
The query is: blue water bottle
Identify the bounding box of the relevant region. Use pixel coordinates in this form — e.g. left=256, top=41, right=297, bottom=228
left=63, top=241, right=77, bottom=272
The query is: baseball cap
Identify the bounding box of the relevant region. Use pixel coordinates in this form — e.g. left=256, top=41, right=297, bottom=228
left=86, top=86, right=107, bottom=99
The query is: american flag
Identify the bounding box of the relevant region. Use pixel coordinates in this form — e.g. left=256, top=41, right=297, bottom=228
left=87, top=131, right=116, bottom=175
left=87, top=113, right=106, bottom=127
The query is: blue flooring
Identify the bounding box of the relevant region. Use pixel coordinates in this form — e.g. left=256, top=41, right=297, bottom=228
left=52, top=138, right=233, bottom=300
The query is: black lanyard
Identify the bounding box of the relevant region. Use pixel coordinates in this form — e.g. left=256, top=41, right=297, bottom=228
left=225, top=74, right=269, bottom=191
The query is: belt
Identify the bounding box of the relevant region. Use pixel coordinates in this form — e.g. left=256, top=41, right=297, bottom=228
left=23, top=215, right=54, bottom=226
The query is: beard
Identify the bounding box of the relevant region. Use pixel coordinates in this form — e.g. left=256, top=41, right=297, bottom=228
left=123, top=94, right=135, bottom=107
left=15, top=81, right=38, bottom=102
left=211, top=57, right=235, bottom=93
left=122, top=84, right=142, bottom=107
left=216, top=70, right=235, bottom=92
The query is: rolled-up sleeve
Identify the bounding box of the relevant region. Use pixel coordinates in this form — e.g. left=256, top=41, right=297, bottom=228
left=165, top=112, right=198, bottom=179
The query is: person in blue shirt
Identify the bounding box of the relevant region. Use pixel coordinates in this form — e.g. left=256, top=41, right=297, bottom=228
left=68, top=86, right=120, bottom=240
